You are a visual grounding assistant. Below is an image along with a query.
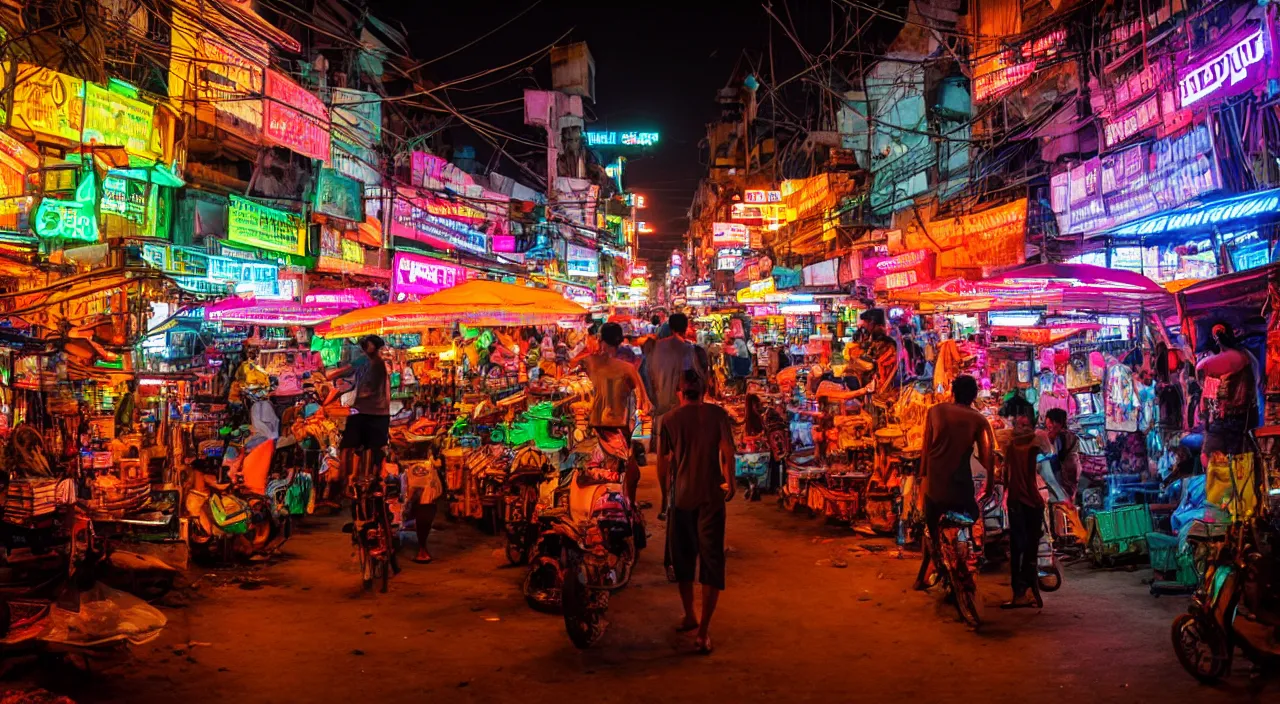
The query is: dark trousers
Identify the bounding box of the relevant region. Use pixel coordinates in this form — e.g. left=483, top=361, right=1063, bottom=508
left=1008, top=500, right=1044, bottom=596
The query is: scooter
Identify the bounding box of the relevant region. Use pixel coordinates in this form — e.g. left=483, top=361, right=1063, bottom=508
left=503, top=444, right=557, bottom=565
left=1171, top=428, right=1280, bottom=683
left=522, top=436, right=645, bottom=648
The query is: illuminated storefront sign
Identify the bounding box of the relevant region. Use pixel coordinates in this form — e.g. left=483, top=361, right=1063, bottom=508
left=314, top=168, right=362, bottom=222
left=228, top=195, right=306, bottom=256
left=973, top=28, right=1067, bottom=104
left=1178, top=22, right=1270, bottom=109
left=772, top=266, right=802, bottom=290
left=389, top=198, right=487, bottom=255
left=10, top=65, right=84, bottom=141
left=1103, top=93, right=1162, bottom=148
left=585, top=131, right=659, bottom=147
left=0, top=130, right=40, bottom=174
left=736, top=277, right=776, bottom=303
left=913, top=199, right=1028, bottom=273
left=169, top=11, right=265, bottom=137
left=566, top=243, right=600, bottom=277
left=712, top=222, right=748, bottom=248
left=801, top=259, right=839, bottom=287
left=332, top=140, right=381, bottom=186
left=329, top=88, right=381, bottom=150
left=1053, top=124, right=1221, bottom=235
left=744, top=190, right=782, bottom=204
left=101, top=176, right=147, bottom=223
left=391, top=251, right=467, bottom=299
left=304, top=289, right=374, bottom=309
left=716, top=247, right=744, bottom=271
left=82, top=82, right=156, bottom=157
left=263, top=70, right=330, bottom=162
left=34, top=172, right=98, bottom=242
left=685, top=284, right=714, bottom=301
left=1109, top=188, right=1280, bottom=237
left=863, top=249, right=935, bottom=290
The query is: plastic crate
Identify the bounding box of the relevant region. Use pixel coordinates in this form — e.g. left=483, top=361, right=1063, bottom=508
left=1093, top=504, right=1153, bottom=543
left=1146, top=532, right=1180, bottom=572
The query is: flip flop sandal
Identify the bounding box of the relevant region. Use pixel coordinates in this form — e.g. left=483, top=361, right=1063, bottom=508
left=695, top=636, right=713, bottom=655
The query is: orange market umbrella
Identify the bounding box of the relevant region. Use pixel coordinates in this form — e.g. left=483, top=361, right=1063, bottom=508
left=324, top=280, right=587, bottom=337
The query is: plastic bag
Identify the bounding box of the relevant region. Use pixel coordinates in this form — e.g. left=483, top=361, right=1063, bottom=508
left=41, top=583, right=167, bottom=647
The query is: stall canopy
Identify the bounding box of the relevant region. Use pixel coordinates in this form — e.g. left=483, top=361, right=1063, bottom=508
left=1176, top=262, right=1279, bottom=353
left=892, top=263, right=1175, bottom=314
left=203, top=296, right=358, bottom=327
left=324, top=280, right=587, bottom=337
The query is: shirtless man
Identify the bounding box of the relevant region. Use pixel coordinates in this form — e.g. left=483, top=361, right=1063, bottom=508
left=1197, top=323, right=1259, bottom=465
left=584, top=323, right=651, bottom=503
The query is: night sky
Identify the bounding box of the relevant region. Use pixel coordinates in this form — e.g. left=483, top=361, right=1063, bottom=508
left=368, top=0, right=827, bottom=272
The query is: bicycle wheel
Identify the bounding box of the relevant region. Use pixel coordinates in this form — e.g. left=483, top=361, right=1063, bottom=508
left=941, top=536, right=981, bottom=628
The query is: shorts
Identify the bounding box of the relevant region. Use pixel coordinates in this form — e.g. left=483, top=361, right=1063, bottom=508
left=668, top=501, right=726, bottom=590
left=340, top=413, right=390, bottom=450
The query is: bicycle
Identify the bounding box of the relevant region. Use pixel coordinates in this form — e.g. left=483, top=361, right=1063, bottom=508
left=348, top=447, right=399, bottom=593
left=917, top=510, right=983, bottom=628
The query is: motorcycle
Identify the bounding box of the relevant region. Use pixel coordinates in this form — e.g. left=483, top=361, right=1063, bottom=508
left=522, top=435, right=646, bottom=648
left=504, top=444, right=557, bottom=565
left=1171, top=427, right=1280, bottom=684
left=918, top=510, right=983, bottom=629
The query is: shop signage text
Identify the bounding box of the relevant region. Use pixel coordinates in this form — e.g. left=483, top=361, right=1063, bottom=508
left=314, top=168, right=362, bottom=222
left=263, top=70, right=330, bottom=161
left=228, top=195, right=306, bottom=256
left=744, top=190, right=782, bottom=204
left=390, top=198, right=487, bottom=255
left=712, top=221, right=748, bottom=248
left=11, top=65, right=84, bottom=141
left=1178, top=22, right=1269, bottom=109
left=392, top=251, right=467, bottom=298
left=585, top=131, right=659, bottom=147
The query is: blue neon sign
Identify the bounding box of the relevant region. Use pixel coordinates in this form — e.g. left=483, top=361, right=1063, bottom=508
left=585, top=131, right=659, bottom=147
left=1109, top=188, right=1280, bottom=237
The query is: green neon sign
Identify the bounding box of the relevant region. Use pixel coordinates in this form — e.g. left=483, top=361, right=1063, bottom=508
left=35, top=172, right=99, bottom=242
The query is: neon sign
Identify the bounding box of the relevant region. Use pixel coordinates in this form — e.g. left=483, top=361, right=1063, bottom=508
left=1109, top=188, right=1280, bottom=237
left=636, top=221, right=654, bottom=233
left=744, top=190, right=782, bottom=204
left=1178, top=23, right=1268, bottom=109
left=82, top=82, right=157, bottom=157
left=392, top=251, right=466, bottom=298
left=12, top=65, right=85, bottom=142
left=263, top=70, right=330, bottom=162
left=35, top=172, right=98, bottom=242
left=585, top=131, right=659, bottom=147
left=228, top=195, right=306, bottom=256
left=712, top=222, right=748, bottom=248
left=566, top=243, right=600, bottom=277
left=389, top=198, right=487, bottom=254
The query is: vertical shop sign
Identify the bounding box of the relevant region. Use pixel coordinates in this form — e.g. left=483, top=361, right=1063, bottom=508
left=10, top=65, right=84, bottom=141
left=329, top=88, right=381, bottom=149
left=263, top=70, right=330, bottom=162
left=314, top=167, right=362, bottom=221
left=82, top=82, right=156, bottom=157
left=1177, top=22, right=1271, bottom=109
left=227, top=195, right=306, bottom=256
left=391, top=251, right=467, bottom=298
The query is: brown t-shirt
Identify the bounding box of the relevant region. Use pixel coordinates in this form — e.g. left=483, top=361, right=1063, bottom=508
left=660, top=402, right=735, bottom=510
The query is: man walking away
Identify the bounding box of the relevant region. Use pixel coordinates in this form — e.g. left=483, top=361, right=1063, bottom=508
left=1000, top=408, right=1053, bottom=609
left=324, top=335, right=392, bottom=505
left=914, top=375, right=994, bottom=591
left=646, top=313, right=710, bottom=494
left=658, top=370, right=734, bottom=654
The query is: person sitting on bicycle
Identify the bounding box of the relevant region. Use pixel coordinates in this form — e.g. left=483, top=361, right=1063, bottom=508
left=322, top=335, right=392, bottom=506
left=583, top=323, right=650, bottom=504
left=914, top=374, right=994, bottom=591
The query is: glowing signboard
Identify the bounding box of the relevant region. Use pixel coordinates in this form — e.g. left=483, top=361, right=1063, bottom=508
left=736, top=277, right=776, bottom=303
left=82, top=82, right=156, bottom=157
left=566, top=243, right=600, bottom=277
left=263, top=70, right=330, bottom=162
left=716, top=247, right=744, bottom=271
left=1178, top=23, right=1269, bottom=109
left=314, top=167, right=362, bottom=222
left=631, top=263, right=648, bottom=277
left=585, top=131, right=659, bottom=147
left=389, top=198, right=487, bottom=255
left=169, top=11, right=265, bottom=137
left=973, top=28, right=1067, bottom=104
left=227, top=195, right=306, bottom=256
left=11, top=65, right=84, bottom=141
left=744, top=189, right=783, bottom=204
left=329, top=87, right=381, bottom=150
left=636, top=222, right=654, bottom=233
left=34, top=172, right=98, bottom=242
left=392, top=251, right=467, bottom=299
left=1109, top=188, right=1280, bottom=237
left=712, top=222, right=749, bottom=248
left=0, top=130, right=40, bottom=174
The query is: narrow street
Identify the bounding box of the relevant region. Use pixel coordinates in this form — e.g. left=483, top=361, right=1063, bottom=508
left=25, top=468, right=1251, bottom=704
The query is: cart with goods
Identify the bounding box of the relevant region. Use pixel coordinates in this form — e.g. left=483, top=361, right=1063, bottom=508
left=1086, top=503, right=1153, bottom=566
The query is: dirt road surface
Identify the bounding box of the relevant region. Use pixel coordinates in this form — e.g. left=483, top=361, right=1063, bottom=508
left=16, top=468, right=1259, bottom=703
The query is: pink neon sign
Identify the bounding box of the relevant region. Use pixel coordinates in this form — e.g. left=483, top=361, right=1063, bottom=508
left=263, top=70, right=330, bottom=162
left=392, top=251, right=467, bottom=299
left=1178, top=22, right=1271, bottom=109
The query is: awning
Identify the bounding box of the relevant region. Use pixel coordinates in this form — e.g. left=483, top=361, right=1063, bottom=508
left=1106, top=188, right=1280, bottom=239
left=892, top=263, right=1175, bottom=314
